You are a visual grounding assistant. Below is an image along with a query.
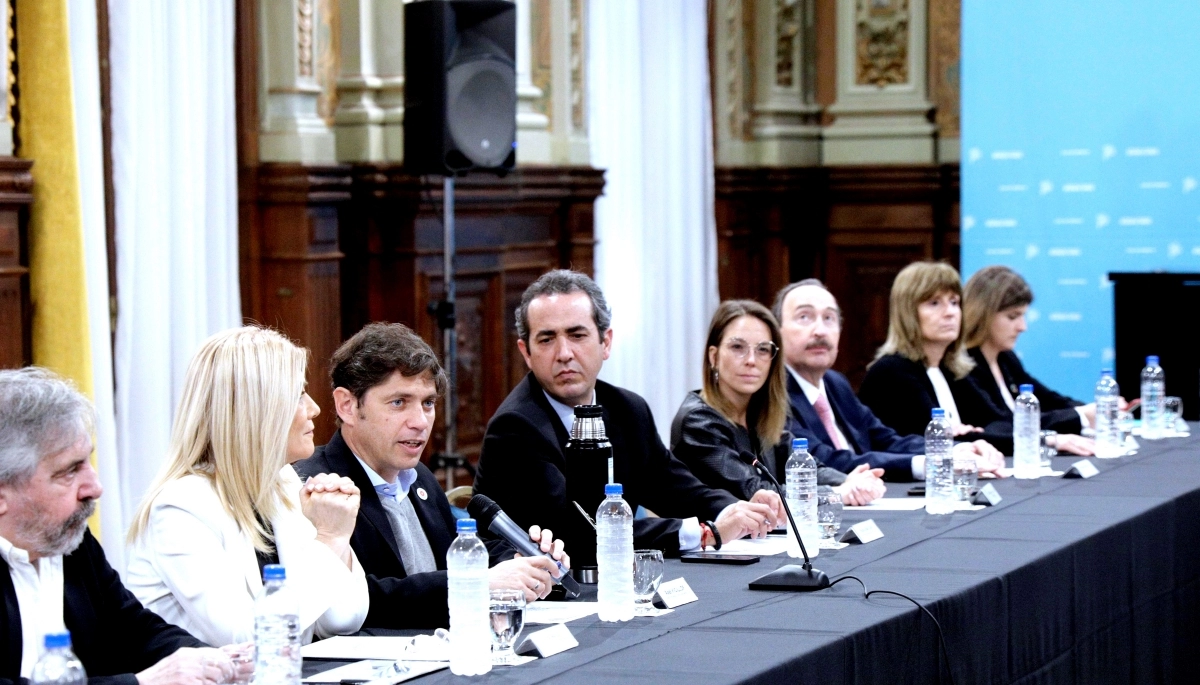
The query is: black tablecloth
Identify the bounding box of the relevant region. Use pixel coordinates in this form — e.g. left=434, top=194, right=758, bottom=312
left=307, top=430, right=1200, bottom=684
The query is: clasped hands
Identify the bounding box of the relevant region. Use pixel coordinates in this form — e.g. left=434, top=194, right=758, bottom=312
left=490, top=525, right=571, bottom=602
left=136, top=643, right=253, bottom=685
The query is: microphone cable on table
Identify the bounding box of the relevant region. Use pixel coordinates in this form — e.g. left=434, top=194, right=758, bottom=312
left=828, top=575, right=957, bottom=685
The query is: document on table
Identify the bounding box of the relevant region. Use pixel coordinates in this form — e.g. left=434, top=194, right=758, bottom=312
left=302, top=660, right=447, bottom=683
left=712, top=535, right=792, bottom=556
left=300, top=635, right=450, bottom=661
left=525, top=601, right=599, bottom=625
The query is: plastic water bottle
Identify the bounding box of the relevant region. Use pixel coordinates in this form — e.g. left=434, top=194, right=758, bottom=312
left=31, top=633, right=85, bottom=685
left=447, top=519, right=492, bottom=675
left=783, top=438, right=820, bottom=558
left=253, top=565, right=301, bottom=685
left=1013, top=384, right=1041, bottom=478
left=1094, top=369, right=1122, bottom=458
left=596, top=483, right=634, bottom=622
left=924, top=409, right=955, bottom=514
left=1141, top=355, right=1165, bottom=440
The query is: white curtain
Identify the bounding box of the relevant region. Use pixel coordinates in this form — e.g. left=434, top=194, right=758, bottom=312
left=108, top=1, right=241, bottom=548
left=588, top=0, right=719, bottom=441
left=67, top=0, right=122, bottom=567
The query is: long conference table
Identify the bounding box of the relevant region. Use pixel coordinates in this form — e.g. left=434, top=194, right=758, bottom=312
left=308, top=429, right=1200, bottom=684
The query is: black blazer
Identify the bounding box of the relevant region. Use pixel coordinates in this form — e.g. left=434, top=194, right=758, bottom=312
left=2, top=532, right=203, bottom=685
left=957, top=348, right=1085, bottom=435
left=857, top=353, right=1012, bottom=452
left=785, top=371, right=924, bottom=481
left=294, top=430, right=514, bottom=629
left=669, top=391, right=846, bottom=500
left=474, top=374, right=737, bottom=564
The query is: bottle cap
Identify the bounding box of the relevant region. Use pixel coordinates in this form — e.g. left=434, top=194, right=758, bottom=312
left=572, top=404, right=603, bottom=418
left=43, top=633, right=71, bottom=650
left=1019, top=384, right=1034, bottom=394
left=604, top=483, right=623, bottom=497
left=262, top=564, right=286, bottom=581
left=1101, top=368, right=1113, bottom=376
left=791, top=438, right=808, bottom=450
left=1147, top=355, right=1159, bottom=365
left=931, top=408, right=945, bottom=419
left=456, top=518, right=477, bottom=534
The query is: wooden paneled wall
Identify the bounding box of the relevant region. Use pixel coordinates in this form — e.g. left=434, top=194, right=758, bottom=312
left=239, top=164, right=604, bottom=454
left=0, top=158, right=33, bottom=369
left=716, top=164, right=960, bottom=388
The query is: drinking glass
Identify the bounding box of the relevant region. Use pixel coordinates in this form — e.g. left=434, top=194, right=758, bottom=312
left=1164, top=396, right=1183, bottom=434
left=489, top=589, right=526, bottom=665
left=952, top=451, right=977, bottom=501
left=817, top=491, right=843, bottom=539
left=1039, top=430, right=1058, bottom=467
left=632, top=549, right=664, bottom=614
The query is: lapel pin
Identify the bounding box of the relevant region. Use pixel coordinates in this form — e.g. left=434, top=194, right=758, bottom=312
left=416, top=487, right=428, bottom=501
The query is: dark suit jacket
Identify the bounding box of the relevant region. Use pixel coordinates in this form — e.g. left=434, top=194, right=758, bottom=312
left=784, top=370, right=924, bottom=481
left=293, top=430, right=514, bottom=629
left=2, top=532, right=203, bottom=685
left=958, top=348, right=1085, bottom=435
left=669, top=391, right=846, bottom=499
left=858, top=353, right=1012, bottom=453
left=474, top=374, right=737, bottom=564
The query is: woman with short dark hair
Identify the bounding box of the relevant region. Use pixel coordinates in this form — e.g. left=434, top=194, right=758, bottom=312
left=670, top=300, right=886, bottom=506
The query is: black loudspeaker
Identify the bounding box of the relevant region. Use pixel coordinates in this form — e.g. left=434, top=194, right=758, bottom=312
left=404, top=0, right=517, bottom=175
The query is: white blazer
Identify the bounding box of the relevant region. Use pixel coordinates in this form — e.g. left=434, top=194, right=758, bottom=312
left=125, top=465, right=368, bottom=646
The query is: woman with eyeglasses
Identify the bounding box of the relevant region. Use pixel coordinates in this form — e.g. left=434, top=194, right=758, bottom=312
left=670, top=300, right=886, bottom=506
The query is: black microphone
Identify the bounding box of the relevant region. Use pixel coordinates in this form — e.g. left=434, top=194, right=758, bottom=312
left=743, top=457, right=830, bottom=592
left=467, top=494, right=582, bottom=598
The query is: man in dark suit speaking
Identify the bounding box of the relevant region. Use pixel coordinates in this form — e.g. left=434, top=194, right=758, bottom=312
left=0, top=368, right=232, bottom=685
left=474, top=270, right=785, bottom=565
left=294, top=323, right=568, bottom=630
left=772, top=279, right=1004, bottom=482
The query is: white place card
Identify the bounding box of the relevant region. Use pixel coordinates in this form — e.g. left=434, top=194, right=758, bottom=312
left=971, top=483, right=1002, bottom=506
left=1064, top=459, right=1099, bottom=479
left=839, top=519, right=884, bottom=544
left=515, top=623, right=578, bottom=658
left=655, top=577, right=699, bottom=608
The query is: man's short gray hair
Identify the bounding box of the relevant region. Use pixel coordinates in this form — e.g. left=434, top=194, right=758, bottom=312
left=515, top=270, right=613, bottom=344
left=0, top=368, right=95, bottom=486
left=772, top=278, right=835, bottom=322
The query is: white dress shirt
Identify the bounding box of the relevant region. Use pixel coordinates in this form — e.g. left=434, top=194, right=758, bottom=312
left=125, top=464, right=368, bottom=646
left=543, top=389, right=706, bottom=551
left=0, top=535, right=66, bottom=677
left=926, top=366, right=963, bottom=427
left=788, top=367, right=926, bottom=479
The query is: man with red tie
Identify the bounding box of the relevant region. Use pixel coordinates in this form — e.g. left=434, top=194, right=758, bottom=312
left=773, top=279, right=1004, bottom=481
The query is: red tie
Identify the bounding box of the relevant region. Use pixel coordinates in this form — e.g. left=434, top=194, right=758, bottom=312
left=813, top=391, right=849, bottom=451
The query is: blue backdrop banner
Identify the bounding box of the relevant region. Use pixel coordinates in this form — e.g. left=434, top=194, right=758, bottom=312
left=961, top=1, right=1200, bottom=399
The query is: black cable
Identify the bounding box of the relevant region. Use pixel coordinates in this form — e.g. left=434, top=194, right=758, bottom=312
left=827, top=575, right=957, bottom=685
left=420, top=174, right=446, bottom=230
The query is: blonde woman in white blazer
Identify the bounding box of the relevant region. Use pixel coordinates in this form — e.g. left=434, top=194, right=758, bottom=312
left=125, top=326, right=370, bottom=646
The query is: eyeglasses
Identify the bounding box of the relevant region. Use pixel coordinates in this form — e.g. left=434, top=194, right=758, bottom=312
left=723, top=338, right=779, bottom=362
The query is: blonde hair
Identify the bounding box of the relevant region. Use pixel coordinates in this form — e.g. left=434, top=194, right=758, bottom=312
left=874, top=262, right=975, bottom=379
left=128, top=326, right=308, bottom=552
left=962, top=265, right=1034, bottom=349
left=700, top=300, right=789, bottom=453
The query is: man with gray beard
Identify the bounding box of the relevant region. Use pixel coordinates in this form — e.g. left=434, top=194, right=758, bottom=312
left=0, top=368, right=239, bottom=685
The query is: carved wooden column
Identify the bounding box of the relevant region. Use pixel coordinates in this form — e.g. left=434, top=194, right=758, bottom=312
left=258, top=0, right=336, bottom=163
left=822, top=0, right=936, bottom=164
left=0, top=158, right=33, bottom=369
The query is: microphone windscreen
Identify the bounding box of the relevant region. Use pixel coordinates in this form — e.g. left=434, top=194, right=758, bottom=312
left=467, top=493, right=502, bottom=526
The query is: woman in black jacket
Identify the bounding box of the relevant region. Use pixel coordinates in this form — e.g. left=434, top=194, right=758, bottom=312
left=957, top=265, right=1095, bottom=455
left=670, top=300, right=885, bottom=505
left=857, top=262, right=1014, bottom=458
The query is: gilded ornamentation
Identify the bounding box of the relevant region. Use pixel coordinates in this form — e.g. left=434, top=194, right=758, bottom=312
left=6, top=0, right=14, bottom=126
left=775, top=0, right=801, bottom=88
left=928, top=0, right=960, bottom=136
left=855, top=0, right=909, bottom=87
left=724, top=0, right=747, bottom=138
left=316, top=0, right=339, bottom=125
left=297, top=0, right=315, bottom=78
left=570, top=0, right=585, bottom=132
left=532, top=0, right=552, bottom=122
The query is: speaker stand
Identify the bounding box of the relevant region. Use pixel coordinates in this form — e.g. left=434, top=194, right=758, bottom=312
left=428, top=176, right=475, bottom=488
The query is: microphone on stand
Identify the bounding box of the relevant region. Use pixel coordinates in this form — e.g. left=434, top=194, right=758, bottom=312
left=744, top=458, right=830, bottom=592
left=467, top=494, right=582, bottom=598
